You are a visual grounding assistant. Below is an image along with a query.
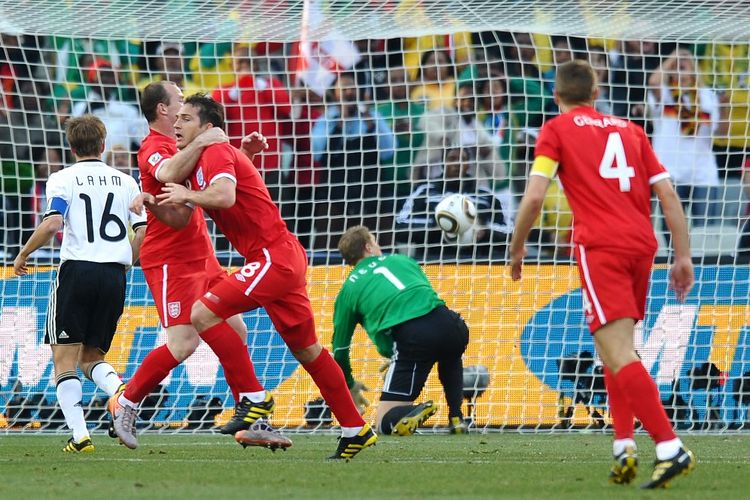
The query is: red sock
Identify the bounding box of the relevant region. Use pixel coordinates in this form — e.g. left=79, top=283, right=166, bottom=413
left=124, top=345, right=179, bottom=404
left=616, top=361, right=676, bottom=443
left=604, top=366, right=634, bottom=440
left=200, top=322, right=263, bottom=402
left=303, top=348, right=365, bottom=427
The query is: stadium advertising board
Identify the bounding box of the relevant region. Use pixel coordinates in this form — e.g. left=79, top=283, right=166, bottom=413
left=1, top=265, right=748, bottom=429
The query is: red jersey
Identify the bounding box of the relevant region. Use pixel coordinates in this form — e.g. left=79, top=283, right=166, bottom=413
left=534, top=106, right=669, bottom=255
left=189, top=143, right=292, bottom=258
left=137, top=128, right=214, bottom=268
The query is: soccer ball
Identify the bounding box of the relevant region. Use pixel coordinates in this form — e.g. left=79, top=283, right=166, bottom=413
left=435, top=194, right=477, bottom=236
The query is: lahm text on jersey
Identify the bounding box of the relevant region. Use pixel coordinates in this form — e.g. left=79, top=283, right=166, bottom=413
left=75, top=175, right=122, bottom=186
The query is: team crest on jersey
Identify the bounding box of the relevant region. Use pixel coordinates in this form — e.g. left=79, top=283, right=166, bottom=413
left=196, top=167, right=206, bottom=190
left=168, top=301, right=181, bottom=318
left=148, top=152, right=162, bottom=166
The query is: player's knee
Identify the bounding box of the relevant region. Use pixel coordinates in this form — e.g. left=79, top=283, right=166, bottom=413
left=190, top=301, right=219, bottom=332
left=281, top=318, right=319, bottom=363
left=167, top=334, right=200, bottom=362
left=292, top=342, right=322, bottom=365
left=227, top=314, right=248, bottom=342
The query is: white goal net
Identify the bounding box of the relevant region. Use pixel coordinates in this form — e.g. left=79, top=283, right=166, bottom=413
left=2, top=0, right=750, bottom=434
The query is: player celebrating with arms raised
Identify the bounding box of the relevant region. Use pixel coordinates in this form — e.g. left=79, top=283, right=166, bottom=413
left=510, top=60, right=696, bottom=489
left=157, top=93, right=376, bottom=459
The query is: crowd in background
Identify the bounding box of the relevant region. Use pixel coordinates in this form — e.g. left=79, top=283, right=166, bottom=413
left=2, top=31, right=750, bottom=263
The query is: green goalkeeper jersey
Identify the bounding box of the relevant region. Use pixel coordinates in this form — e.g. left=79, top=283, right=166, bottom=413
left=332, top=254, right=445, bottom=388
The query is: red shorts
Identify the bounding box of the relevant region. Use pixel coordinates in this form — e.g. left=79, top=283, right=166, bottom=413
left=199, top=237, right=317, bottom=349
left=143, top=257, right=228, bottom=328
left=574, top=245, right=654, bottom=333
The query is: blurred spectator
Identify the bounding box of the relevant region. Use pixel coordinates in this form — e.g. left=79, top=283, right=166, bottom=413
left=588, top=44, right=614, bottom=115
left=503, top=32, right=552, bottom=129
left=187, top=42, right=235, bottom=92
left=1, top=31, right=42, bottom=105
left=416, top=81, right=506, bottom=191
left=311, top=71, right=395, bottom=250
left=403, top=34, right=472, bottom=82
left=1, top=77, right=55, bottom=259
left=700, top=43, right=750, bottom=180
left=71, top=58, right=147, bottom=152
left=647, top=48, right=725, bottom=228
left=609, top=40, right=660, bottom=127
left=212, top=43, right=292, bottom=203
left=395, top=147, right=511, bottom=260
left=411, top=49, right=456, bottom=111
left=542, top=35, right=575, bottom=96
left=138, top=42, right=201, bottom=96
left=377, top=65, right=425, bottom=199
left=481, top=74, right=512, bottom=175
left=105, top=144, right=136, bottom=179
left=282, top=85, right=325, bottom=250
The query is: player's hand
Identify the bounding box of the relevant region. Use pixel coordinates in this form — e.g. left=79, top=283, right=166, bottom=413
left=240, top=131, right=269, bottom=157
left=130, top=192, right=156, bottom=215
left=157, top=183, right=191, bottom=205
left=349, top=380, right=370, bottom=414
left=196, top=127, right=228, bottom=148
left=669, top=256, right=694, bottom=302
left=13, top=253, right=28, bottom=276
left=510, top=246, right=527, bottom=281
left=378, top=359, right=392, bottom=373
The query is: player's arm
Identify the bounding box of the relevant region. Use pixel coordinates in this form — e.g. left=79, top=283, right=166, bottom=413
left=157, top=177, right=235, bottom=210
left=331, top=293, right=359, bottom=389
left=13, top=214, right=63, bottom=276
left=131, top=191, right=192, bottom=229
left=155, top=128, right=228, bottom=184
left=653, top=178, right=694, bottom=301
left=130, top=225, right=147, bottom=264
left=509, top=155, right=556, bottom=281
left=239, top=131, right=269, bottom=161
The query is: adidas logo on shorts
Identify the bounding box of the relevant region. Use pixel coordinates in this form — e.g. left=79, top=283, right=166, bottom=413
left=59, top=331, right=69, bottom=339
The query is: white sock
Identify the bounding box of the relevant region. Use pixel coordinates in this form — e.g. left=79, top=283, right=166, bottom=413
left=90, top=362, right=124, bottom=396
left=239, top=390, right=267, bottom=403
left=613, top=438, right=637, bottom=456
left=118, top=392, right=138, bottom=409
left=341, top=425, right=364, bottom=438
left=655, top=437, right=683, bottom=461
left=56, top=377, right=89, bottom=442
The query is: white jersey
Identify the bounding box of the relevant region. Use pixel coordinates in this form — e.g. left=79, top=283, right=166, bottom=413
left=44, top=160, right=147, bottom=265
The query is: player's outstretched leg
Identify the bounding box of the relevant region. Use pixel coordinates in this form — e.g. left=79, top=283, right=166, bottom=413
left=221, top=392, right=276, bottom=434
left=108, top=385, right=139, bottom=449
left=609, top=445, right=638, bottom=485
left=392, top=401, right=438, bottom=436
left=328, top=423, right=378, bottom=460
left=234, top=420, right=292, bottom=451
left=641, top=447, right=696, bottom=489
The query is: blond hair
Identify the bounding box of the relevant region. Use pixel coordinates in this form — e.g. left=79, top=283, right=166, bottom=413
left=338, top=225, right=373, bottom=266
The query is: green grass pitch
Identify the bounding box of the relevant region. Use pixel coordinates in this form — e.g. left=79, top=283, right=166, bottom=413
left=0, top=433, right=747, bottom=499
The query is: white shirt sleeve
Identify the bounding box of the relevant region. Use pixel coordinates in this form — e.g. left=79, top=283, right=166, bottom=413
left=44, top=172, right=71, bottom=218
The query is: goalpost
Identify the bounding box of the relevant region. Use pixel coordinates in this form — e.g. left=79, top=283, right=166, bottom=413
left=2, top=0, right=750, bottom=433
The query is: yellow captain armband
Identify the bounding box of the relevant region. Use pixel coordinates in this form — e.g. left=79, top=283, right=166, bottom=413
left=530, top=155, right=559, bottom=179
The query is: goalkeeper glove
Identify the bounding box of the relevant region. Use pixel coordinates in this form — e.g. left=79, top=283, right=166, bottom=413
left=350, top=380, right=370, bottom=414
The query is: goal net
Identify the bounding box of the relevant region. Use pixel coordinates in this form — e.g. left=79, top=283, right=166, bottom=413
left=2, top=0, right=750, bottom=434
